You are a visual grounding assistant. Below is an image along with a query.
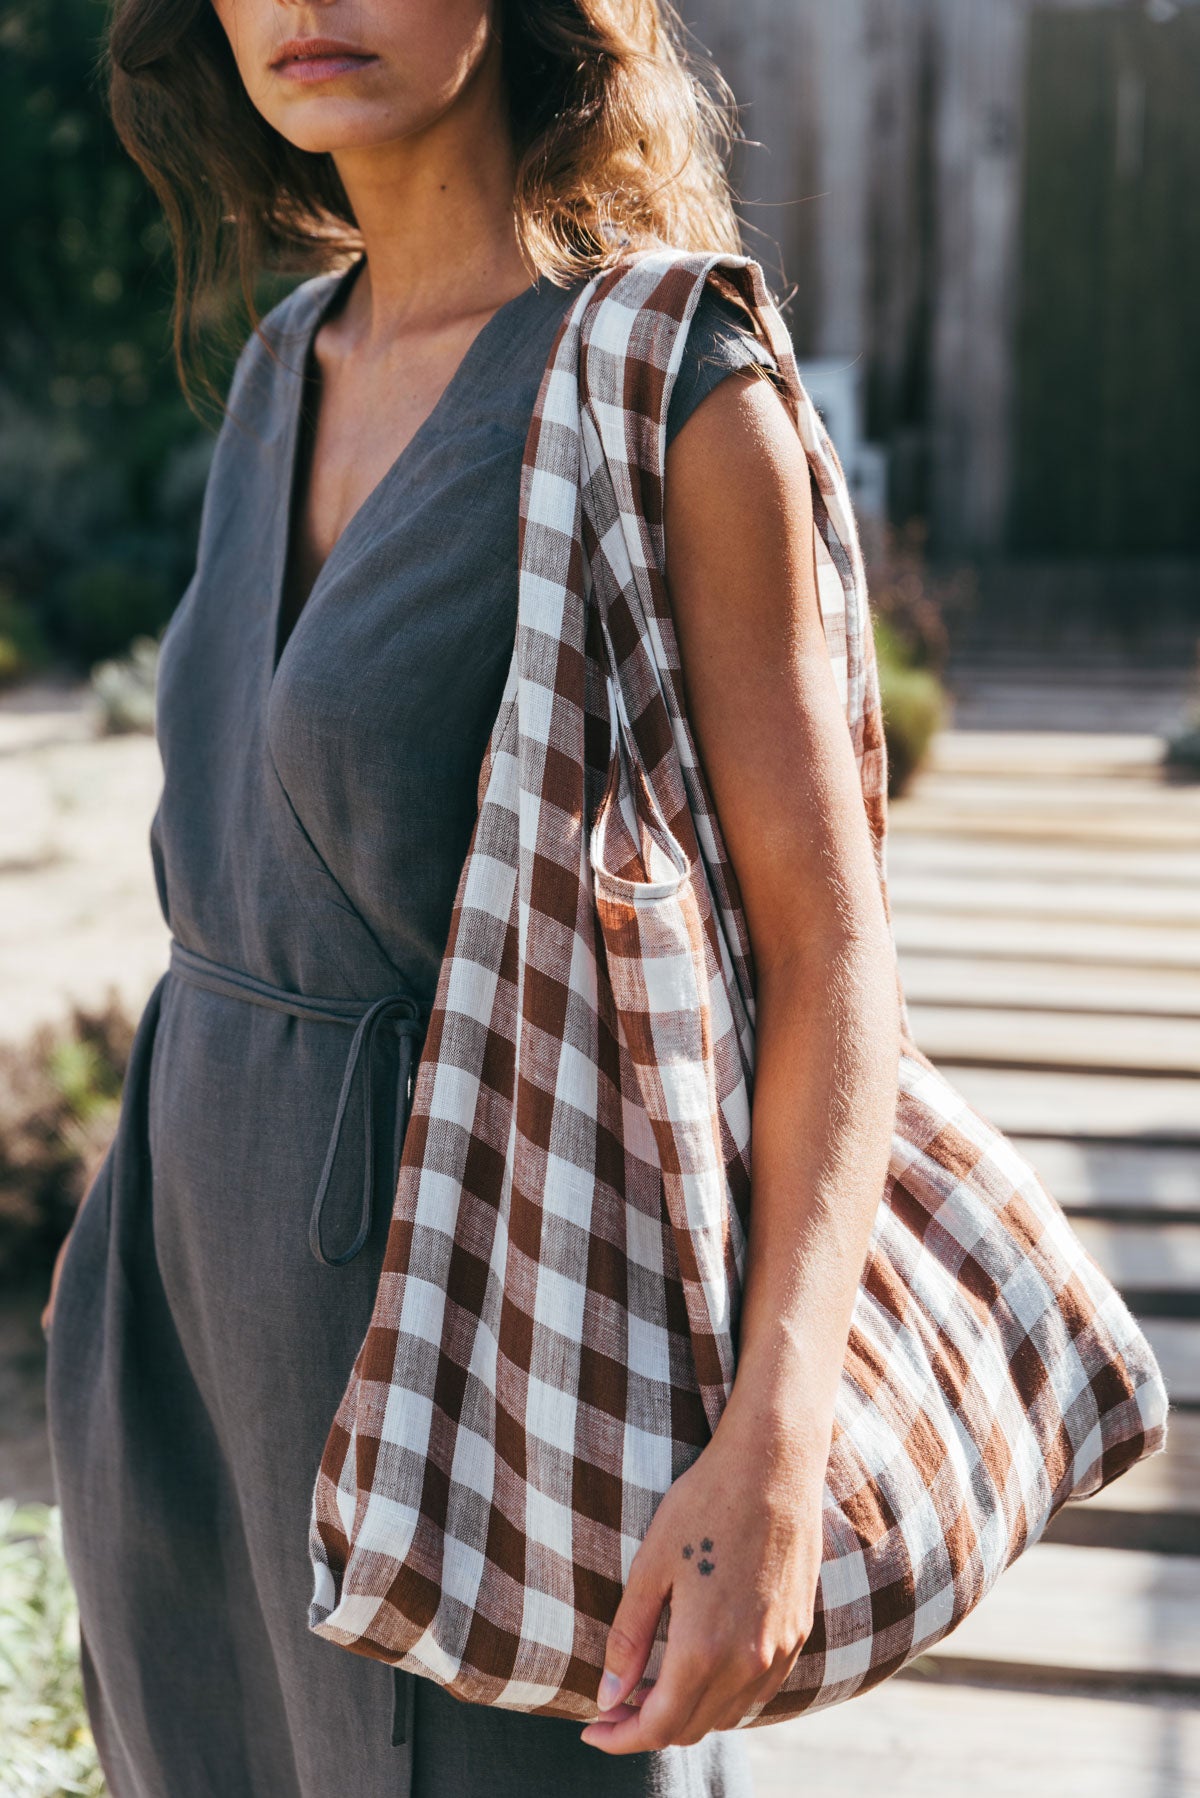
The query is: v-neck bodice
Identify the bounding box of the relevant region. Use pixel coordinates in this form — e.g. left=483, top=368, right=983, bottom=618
left=149, top=263, right=596, bottom=1004
left=270, top=253, right=363, bottom=675
left=269, top=257, right=561, bottom=683
left=147, top=256, right=775, bottom=1006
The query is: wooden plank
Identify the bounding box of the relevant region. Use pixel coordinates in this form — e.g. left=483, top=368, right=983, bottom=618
left=1071, top=1411, right=1200, bottom=1517
left=942, top=1065, right=1200, bottom=1141
left=890, top=734, right=1200, bottom=848
left=1010, top=1138, right=1200, bottom=1214
left=891, top=806, right=1200, bottom=850
left=899, top=952, right=1200, bottom=1020
left=895, top=912, right=1200, bottom=972
left=889, top=834, right=1200, bottom=889
left=927, top=1544, right=1200, bottom=1686
left=1045, top=1413, right=1200, bottom=1551
left=948, top=693, right=1195, bottom=733
left=1046, top=1509, right=1198, bottom=1557
left=949, top=665, right=1194, bottom=683
left=907, top=1003, right=1200, bottom=1077
left=1071, top=1220, right=1200, bottom=1293
left=895, top=780, right=1200, bottom=827
left=943, top=660, right=1193, bottom=684
left=1143, top=1320, right=1200, bottom=1407
left=891, top=872, right=1200, bottom=928
left=899, top=751, right=1196, bottom=789
left=922, top=731, right=1168, bottom=777
left=747, top=1679, right=1200, bottom=1798
left=1047, top=1416, right=1200, bottom=1553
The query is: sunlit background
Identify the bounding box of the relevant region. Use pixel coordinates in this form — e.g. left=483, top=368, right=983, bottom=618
left=1, top=1, right=1197, bottom=1792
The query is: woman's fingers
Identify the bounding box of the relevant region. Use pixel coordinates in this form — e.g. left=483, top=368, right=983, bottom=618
left=588, top=1643, right=794, bottom=1750
left=581, top=1641, right=702, bottom=1752
left=584, top=1609, right=776, bottom=1751
left=702, top=1639, right=806, bottom=1735
left=649, top=1618, right=799, bottom=1746
left=629, top=1635, right=724, bottom=1746
left=590, top=1543, right=671, bottom=1718
left=583, top=1593, right=809, bottom=1751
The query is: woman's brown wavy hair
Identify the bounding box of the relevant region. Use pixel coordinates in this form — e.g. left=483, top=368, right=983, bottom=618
left=104, top=0, right=749, bottom=414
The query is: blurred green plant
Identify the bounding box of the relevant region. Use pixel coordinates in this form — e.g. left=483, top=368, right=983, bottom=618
left=0, top=1501, right=106, bottom=1797
left=1162, top=643, right=1200, bottom=777
left=0, top=997, right=132, bottom=1276
left=48, top=566, right=173, bottom=673
left=0, top=581, right=51, bottom=687
left=1164, top=712, right=1200, bottom=777
left=866, top=519, right=978, bottom=677
left=0, top=0, right=285, bottom=672
left=0, top=0, right=200, bottom=666
left=89, top=632, right=159, bottom=734
left=865, top=522, right=961, bottom=795
left=874, top=615, right=948, bottom=797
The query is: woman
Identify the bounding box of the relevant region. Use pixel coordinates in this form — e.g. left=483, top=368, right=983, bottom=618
left=43, top=1, right=901, bottom=1793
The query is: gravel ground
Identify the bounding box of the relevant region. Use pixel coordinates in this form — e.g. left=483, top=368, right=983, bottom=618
left=0, top=678, right=168, bottom=1049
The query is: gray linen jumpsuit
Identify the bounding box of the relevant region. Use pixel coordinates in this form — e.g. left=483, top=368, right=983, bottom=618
left=45, top=251, right=774, bottom=1798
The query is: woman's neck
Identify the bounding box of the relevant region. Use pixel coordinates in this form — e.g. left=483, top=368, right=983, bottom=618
left=326, top=48, right=533, bottom=352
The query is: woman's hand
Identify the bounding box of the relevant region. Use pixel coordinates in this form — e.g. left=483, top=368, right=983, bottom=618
left=579, top=1387, right=827, bottom=1751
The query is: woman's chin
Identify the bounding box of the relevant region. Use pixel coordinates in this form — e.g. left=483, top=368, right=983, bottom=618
left=264, top=87, right=409, bottom=158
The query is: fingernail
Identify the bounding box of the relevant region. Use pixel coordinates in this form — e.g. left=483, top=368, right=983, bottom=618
left=598, top=1670, right=622, bottom=1710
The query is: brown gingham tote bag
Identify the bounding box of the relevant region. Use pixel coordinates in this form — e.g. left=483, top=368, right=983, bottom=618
left=308, top=248, right=1170, bottom=1726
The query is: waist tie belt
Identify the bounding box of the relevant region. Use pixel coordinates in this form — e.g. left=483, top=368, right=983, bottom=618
left=167, top=938, right=429, bottom=1269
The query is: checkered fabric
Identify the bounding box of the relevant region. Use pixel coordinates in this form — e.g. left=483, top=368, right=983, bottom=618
left=307, top=249, right=1170, bottom=1726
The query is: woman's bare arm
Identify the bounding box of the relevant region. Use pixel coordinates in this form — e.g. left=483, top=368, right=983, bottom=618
left=581, top=364, right=902, bottom=1752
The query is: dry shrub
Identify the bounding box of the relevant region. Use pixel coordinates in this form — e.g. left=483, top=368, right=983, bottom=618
left=867, top=519, right=978, bottom=675
left=0, top=997, right=134, bottom=1276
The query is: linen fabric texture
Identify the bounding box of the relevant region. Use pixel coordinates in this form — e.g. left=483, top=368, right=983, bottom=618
left=308, top=249, right=1170, bottom=1726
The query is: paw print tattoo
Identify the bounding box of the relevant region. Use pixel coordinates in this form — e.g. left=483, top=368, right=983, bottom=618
left=682, top=1538, right=716, bottom=1575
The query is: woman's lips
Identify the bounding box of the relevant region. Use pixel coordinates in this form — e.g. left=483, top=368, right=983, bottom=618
left=274, top=52, right=379, bottom=84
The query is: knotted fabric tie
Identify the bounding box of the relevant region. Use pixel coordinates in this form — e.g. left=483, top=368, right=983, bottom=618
left=306, top=992, right=425, bottom=1267
left=167, top=938, right=427, bottom=1269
